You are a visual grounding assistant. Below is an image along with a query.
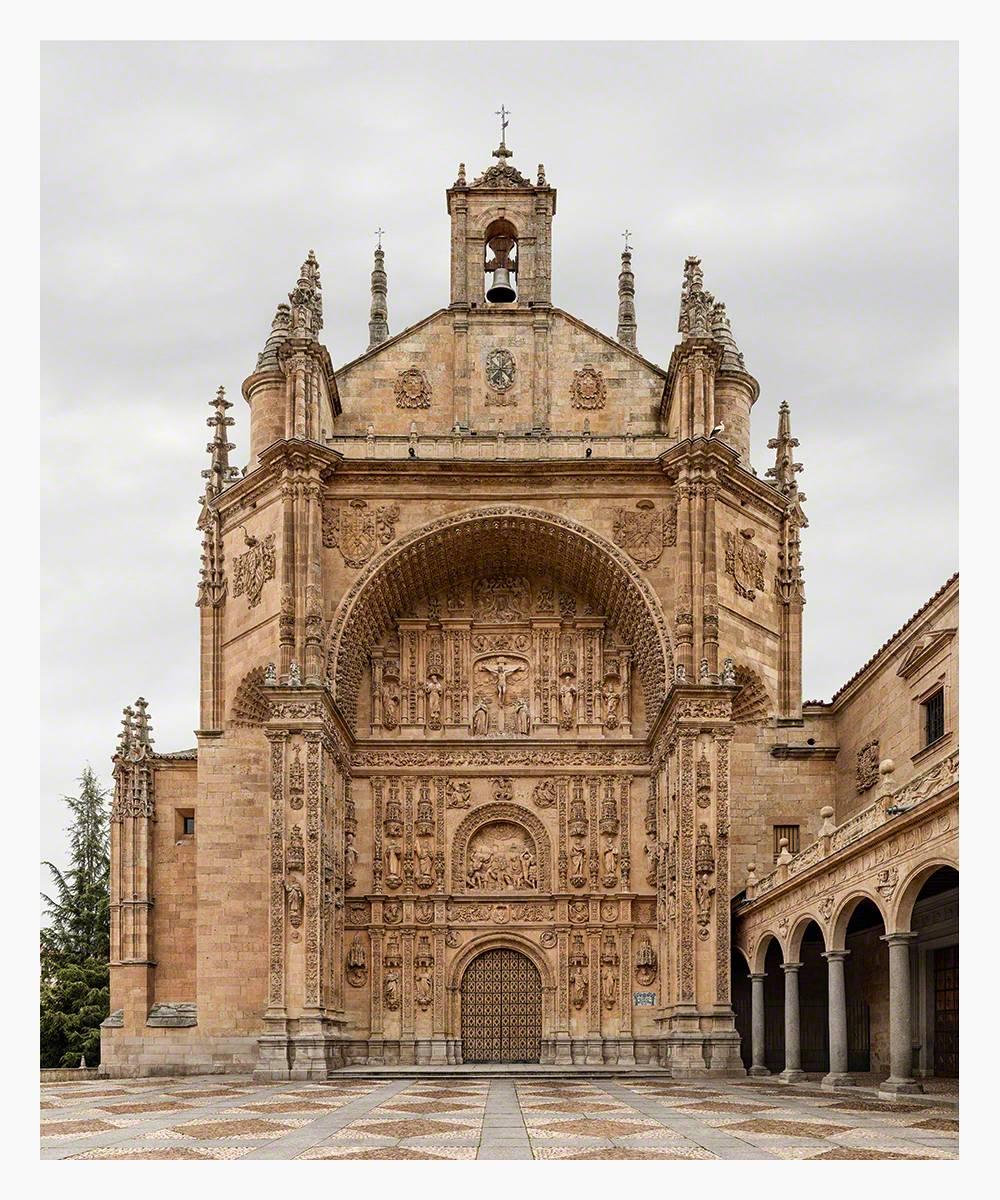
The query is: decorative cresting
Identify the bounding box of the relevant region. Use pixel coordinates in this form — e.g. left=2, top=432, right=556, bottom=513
left=326, top=507, right=673, bottom=727
left=451, top=804, right=552, bottom=893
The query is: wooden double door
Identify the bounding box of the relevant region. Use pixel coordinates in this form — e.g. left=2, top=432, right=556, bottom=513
left=461, top=948, right=542, bottom=1063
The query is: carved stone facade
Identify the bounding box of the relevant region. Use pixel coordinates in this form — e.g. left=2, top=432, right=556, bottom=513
left=101, top=140, right=957, bottom=1086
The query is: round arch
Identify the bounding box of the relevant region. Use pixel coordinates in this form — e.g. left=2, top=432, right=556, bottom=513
left=830, top=889, right=889, bottom=952
left=786, top=913, right=828, bottom=961
left=325, top=505, right=674, bottom=727
left=732, top=943, right=752, bottom=973
left=751, top=930, right=785, bottom=975
left=889, top=857, right=959, bottom=934
left=446, top=932, right=557, bottom=1062
left=451, top=802, right=552, bottom=893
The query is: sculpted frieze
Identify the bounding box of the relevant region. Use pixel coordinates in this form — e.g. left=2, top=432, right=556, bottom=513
left=445, top=900, right=555, bottom=924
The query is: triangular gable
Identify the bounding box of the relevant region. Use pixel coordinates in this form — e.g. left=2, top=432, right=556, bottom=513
left=896, top=627, right=956, bottom=679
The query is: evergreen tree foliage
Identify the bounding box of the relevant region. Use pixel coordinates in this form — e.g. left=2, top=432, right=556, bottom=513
left=40, top=767, right=111, bottom=1067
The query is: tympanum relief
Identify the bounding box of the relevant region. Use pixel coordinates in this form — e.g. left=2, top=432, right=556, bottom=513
left=466, top=821, right=539, bottom=891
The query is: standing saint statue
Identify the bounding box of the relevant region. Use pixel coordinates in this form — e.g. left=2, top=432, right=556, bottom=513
left=425, top=674, right=443, bottom=726
left=472, top=697, right=490, bottom=737
left=514, top=697, right=531, bottom=735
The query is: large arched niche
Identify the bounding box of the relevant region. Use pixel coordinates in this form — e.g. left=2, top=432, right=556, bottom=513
left=325, top=505, right=674, bottom=729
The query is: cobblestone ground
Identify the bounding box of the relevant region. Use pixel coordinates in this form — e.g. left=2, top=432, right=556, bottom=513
left=40, top=1075, right=958, bottom=1161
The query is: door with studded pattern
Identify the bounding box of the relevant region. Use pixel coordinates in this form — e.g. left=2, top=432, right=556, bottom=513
left=461, top=948, right=542, bottom=1063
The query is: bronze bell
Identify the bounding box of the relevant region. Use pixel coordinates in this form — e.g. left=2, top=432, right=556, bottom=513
left=486, top=266, right=516, bottom=303
left=485, top=233, right=517, bottom=303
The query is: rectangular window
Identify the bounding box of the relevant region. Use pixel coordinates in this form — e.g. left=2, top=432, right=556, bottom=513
left=774, top=824, right=800, bottom=861
left=923, top=689, right=945, bottom=746
left=182, top=815, right=195, bottom=836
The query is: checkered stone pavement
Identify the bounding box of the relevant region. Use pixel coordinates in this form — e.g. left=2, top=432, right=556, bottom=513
left=40, top=1074, right=958, bottom=1160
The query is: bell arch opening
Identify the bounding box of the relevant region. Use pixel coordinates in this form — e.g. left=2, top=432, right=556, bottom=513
left=325, top=506, right=673, bottom=731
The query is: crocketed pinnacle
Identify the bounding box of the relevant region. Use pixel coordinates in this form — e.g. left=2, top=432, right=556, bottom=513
left=678, top=256, right=750, bottom=373
left=617, top=247, right=637, bottom=350
left=368, top=243, right=389, bottom=350
left=767, top=401, right=808, bottom=602
left=199, top=385, right=239, bottom=508
left=288, top=249, right=323, bottom=338
left=255, top=303, right=291, bottom=370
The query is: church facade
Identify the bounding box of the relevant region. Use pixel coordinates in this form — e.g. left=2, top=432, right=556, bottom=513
left=101, top=137, right=958, bottom=1090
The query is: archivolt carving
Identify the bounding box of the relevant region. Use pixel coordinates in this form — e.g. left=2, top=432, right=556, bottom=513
left=326, top=506, right=673, bottom=728
left=230, top=666, right=270, bottom=727
left=451, top=803, right=552, bottom=892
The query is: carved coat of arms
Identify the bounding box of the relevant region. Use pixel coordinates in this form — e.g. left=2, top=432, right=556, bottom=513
left=571, top=364, right=607, bottom=410
left=323, top=499, right=400, bottom=568
left=232, top=533, right=276, bottom=608
left=725, top=527, right=767, bottom=601
left=394, top=365, right=432, bottom=409
left=613, top=501, right=673, bottom=569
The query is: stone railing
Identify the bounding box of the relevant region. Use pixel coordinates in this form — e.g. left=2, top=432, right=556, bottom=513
left=744, top=748, right=958, bottom=904
left=325, top=432, right=675, bottom=461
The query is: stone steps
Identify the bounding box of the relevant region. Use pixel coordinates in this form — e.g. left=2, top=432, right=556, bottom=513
left=328, top=1064, right=672, bottom=1080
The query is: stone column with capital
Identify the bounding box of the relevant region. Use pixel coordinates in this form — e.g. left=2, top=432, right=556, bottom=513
left=749, top=973, right=769, bottom=1076
left=880, top=932, right=923, bottom=1094
left=779, top=962, right=805, bottom=1083
left=822, top=950, right=855, bottom=1088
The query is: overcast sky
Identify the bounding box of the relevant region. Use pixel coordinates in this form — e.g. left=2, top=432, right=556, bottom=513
left=40, top=41, right=957, bottom=871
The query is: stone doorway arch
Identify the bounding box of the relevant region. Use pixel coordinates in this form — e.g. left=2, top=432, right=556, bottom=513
left=460, top=947, right=542, bottom=1064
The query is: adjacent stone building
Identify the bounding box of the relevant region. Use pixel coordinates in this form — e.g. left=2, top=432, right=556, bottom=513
left=101, top=136, right=958, bottom=1093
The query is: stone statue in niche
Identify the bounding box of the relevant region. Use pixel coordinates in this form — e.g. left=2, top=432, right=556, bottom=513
left=514, top=697, right=531, bottom=735
left=602, top=963, right=618, bottom=1009
left=558, top=680, right=577, bottom=728
left=344, top=831, right=358, bottom=890
left=425, top=673, right=444, bottom=729
left=644, top=838, right=659, bottom=886
left=570, top=965, right=588, bottom=1010
left=381, top=681, right=400, bottom=730
left=602, top=840, right=619, bottom=886
left=415, top=969, right=433, bottom=1010
left=472, top=697, right=490, bottom=737
left=602, top=685, right=621, bottom=730
left=466, top=821, right=538, bottom=891
left=570, top=842, right=587, bottom=888
left=416, top=840, right=434, bottom=888
left=384, top=843, right=402, bottom=888
left=284, top=879, right=304, bottom=928
left=384, top=971, right=401, bottom=1011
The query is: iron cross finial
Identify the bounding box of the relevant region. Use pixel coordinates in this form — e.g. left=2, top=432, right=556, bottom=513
left=495, top=104, right=510, bottom=145
left=375, top=227, right=385, bottom=250
left=623, top=229, right=633, bottom=253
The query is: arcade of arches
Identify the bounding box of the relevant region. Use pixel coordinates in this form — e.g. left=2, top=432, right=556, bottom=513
left=101, top=142, right=959, bottom=1093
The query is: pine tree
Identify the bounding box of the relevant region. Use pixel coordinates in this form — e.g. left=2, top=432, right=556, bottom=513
left=40, top=766, right=111, bottom=1067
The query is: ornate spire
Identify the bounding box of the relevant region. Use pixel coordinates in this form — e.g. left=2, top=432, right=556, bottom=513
left=288, top=249, right=323, bottom=338
left=197, top=385, right=238, bottom=607
left=617, top=232, right=637, bottom=350
left=767, top=401, right=808, bottom=602
left=710, top=300, right=747, bottom=373
left=678, top=255, right=715, bottom=339
left=255, top=302, right=291, bottom=370
left=368, top=233, right=389, bottom=350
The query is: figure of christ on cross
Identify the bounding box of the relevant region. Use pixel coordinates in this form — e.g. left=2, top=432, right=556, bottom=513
left=479, top=656, right=525, bottom=705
